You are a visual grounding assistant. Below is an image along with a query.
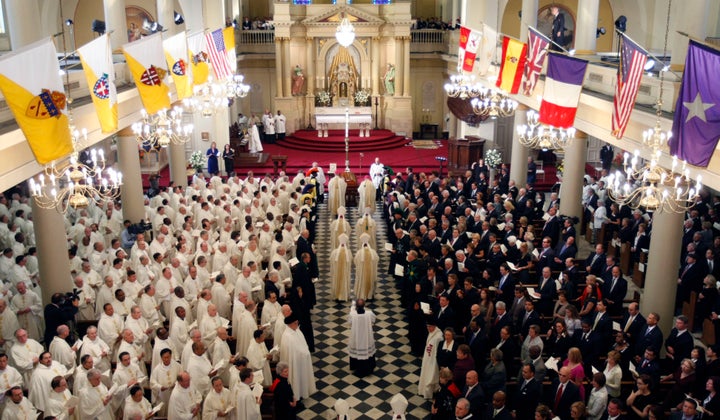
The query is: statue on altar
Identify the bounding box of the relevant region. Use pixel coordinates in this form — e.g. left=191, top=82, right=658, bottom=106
left=329, top=47, right=359, bottom=107
left=292, top=65, right=305, bottom=96
left=383, top=63, right=395, bottom=95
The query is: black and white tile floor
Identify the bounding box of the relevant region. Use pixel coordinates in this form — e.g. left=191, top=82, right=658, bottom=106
left=297, top=201, right=431, bottom=419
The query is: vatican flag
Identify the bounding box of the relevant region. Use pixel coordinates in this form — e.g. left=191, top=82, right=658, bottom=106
left=123, top=33, right=170, bottom=115
left=187, top=31, right=210, bottom=86
left=223, top=26, right=237, bottom=73
left=0, top=38, right=73, bottom=165
left=164, top=32, right=193, bottom=100
left=77, top=34, right=118, bottom=133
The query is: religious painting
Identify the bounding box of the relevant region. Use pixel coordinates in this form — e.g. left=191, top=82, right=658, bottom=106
left=126, top=6, right=155, bottom=42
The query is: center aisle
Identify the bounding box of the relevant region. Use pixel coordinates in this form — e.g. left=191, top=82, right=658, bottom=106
left=297, top=201, right=431, bottom=419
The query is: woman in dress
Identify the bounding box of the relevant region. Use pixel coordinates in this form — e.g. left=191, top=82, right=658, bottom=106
left=477, top=289, right=494, bottom=329
left=563, top=347, right=586, bottom=400
left=564, top=305, right=582, bottom=337
left=431, top=367, right=461, bottom=419
left=436, top=328, right=458, bottom=370
left=702, top=376, right=720, bottom=418
left=627, top=374, right=658, bottom=419
left=222, top=144, right=235, bottom=176
left=570, top=401, right=587, bottom=420
left=546, top=320, right=571, bottom=360
left=603, top=350, right=623, bottom=399
left=661, top=358, right=698, bottom=410
left=587, top=372, right=609, bottom=420
left=206, top=141, right=220, bottom=175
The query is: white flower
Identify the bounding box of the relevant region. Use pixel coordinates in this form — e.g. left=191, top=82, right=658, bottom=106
left=354, top=89, right=370, bottom=104
left=188, top=150, right=206, bottom=170
left=485, top=149, right=502, bottom=168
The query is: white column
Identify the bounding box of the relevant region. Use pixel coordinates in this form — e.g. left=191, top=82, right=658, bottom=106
left=169, top=144, right=188, bottom=188
left=32, top=202, right=73, bottom=304
left=394, top=37, right=402, bottom=97
left=275, top=40, right=283, bottom=98
left=559, top=132, right=587, bottom=219
left=157, top=0, right=177, bottom=36
left=574, top=0, right=599, bottom=54
left=104, top=0, right=127, bottom=51
left=372, top=37, right=380, bottom=96
left=306, top=38, right=315, bottom=94
left=5, top=0, right=42, bottom=49
left=282, top=39, right=292, bottom=98
left=519, top=0, right=538, bottom=41
left=116, top=129, right=146, bottom=224
left=509, top=105, right=529, bottom=186
left=669, top=0, right=709, bottom=71
left=403, top=37, right=411, bottom=97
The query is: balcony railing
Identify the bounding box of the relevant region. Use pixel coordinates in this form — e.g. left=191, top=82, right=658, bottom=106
left=237, top=30, right=275, bottom=55
left=410, top=29, right=451, bottom=54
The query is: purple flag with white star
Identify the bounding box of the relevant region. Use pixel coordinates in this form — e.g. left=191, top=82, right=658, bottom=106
left=669, top=40, right=720, bottom=167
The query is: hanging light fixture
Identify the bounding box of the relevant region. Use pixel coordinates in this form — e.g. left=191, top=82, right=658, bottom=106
left=444, top=74, right=483, bottom=99
left=335, top=14, right=355, bottom=47
left=28, top=122, right=123, bottom=213
left=132, top=106, right=193, bottom=147
left=516, top=110, right=575, bottom=150
left=470, top=86, right=518, bottom=119
left=184, top=77, right=230, bottom=118
left=605, top=0, right=701, bottom=213
left=225, top=74, right=250, bottom=99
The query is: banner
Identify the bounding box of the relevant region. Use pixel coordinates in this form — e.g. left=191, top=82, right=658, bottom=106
left=187, top=31, right=210, bottom=86
left=123, top=33, right=171, bottom=115
left=538, top=53, right=588, bottom=128
left=163, top=32, right=193, bottom=100
left=0, top=38, right=73, bottom=164
left=205, top=28, right=233, bottom=80
left=223, top=26, right=237, bottom=73
left=496, top=36, right=527, bottom=94
left=477, top=23, right=497, bottom=76
left=78, top=34, right=118, bottom=133
left=458, top=25, right=482, bottom=72
left=611, top=34, right=648, bottom=139
left=523, top=27, right=550, bottom=96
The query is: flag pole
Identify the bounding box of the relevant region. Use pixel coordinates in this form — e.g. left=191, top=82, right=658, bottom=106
left=676, top=30, right=720, bottom=53
left=526, top=25, right=570, bottom=54
left=614, top=29, right=682, bottom=79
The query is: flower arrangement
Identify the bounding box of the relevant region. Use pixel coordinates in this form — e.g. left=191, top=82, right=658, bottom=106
left=485, top=149, right=502, bottom=168
left=354, top=89, right=370, bottom=106
left=188, top=150, right=206, bottom=172
left=316, top=90, right=331, bottom=106
left=556, top=159, right=565, bottom=175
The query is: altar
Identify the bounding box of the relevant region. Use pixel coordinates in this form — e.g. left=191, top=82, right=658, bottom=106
left=315, top=106, right=372, bottom=129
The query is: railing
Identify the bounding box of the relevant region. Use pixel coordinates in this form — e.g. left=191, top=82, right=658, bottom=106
left=410, top=29, right=451, bottom=54
left=238, top=30, right=275, bottom=45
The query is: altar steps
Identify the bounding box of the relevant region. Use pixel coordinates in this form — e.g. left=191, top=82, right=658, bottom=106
left=277, top=129, right=410, bottom=152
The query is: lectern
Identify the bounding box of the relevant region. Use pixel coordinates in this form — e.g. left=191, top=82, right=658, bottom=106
left=448, top=136, right=486, bottom=176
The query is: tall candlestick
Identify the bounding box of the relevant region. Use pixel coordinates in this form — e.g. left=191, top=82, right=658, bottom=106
left=345, top=107, right=350, bottom=172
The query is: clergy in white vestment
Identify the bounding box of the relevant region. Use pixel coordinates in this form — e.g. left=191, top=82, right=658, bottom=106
left=122, top=384, right=153, bottom=420
left=121, top=272, right=143, bottom=304
left=329, top=234, right=352, bottom=302
left=390, top=393, right=409, bottom=420
left=28, top=352, right=68, bottom=413
left=330, top=209, right=351, bottom=250
left=247, top=330, right=273, bottom=387
left=260, top=291, right=282, bottom=339
left=48, top=325, right=78, bottom=370
left=168, top=371, right=203, bottom=420
left=111, top=289, right=133, bottom=318
left=150, top=348, right=181, bottom=417
left=353, top=234, right=380, bottom=301
left=118, top=329, right=147, bottom=375
left=196, top=290, right=212, bottom=326
left=151, top=328, right=174, bottom=369
left=358, top=178, right=376, bottom=214
left=95, top=276, right=117, bottom=318
left=417, top=319, right=442, bottom=399
left=181, top=328, right=203, bottom=370
left=200, top=304, right=227, bottom=348
left=203, top=376, right=235, bottom=419
left=210, top=274, right=232, bottom=319
left=0, top=354, right=22, bottom=406
left=187, top=341, right=216, bottom=396
left=124, top=306, right=153, bottom=364
left=355, top=209, right=377, bottom=250
left=210, top=327, right=233, bottom=385
left=8, top=329, right=42, bottom=385
left=348, top=300, right=377, bottom=377
left=234, top=368, right=262, bottom=420
left=170, top=306, right=190, bottom=359
left=234, top=300, right=258, bottom=358
left=0, top=299, right=19, bottom=353
left=73, top=355, right=94, bottom=395
left=10, top=283, right=42, bottom=342
left=279, top=314, right=316, bottom=399
left=112, top=351, right=145, bottom=416
left=169, top=287, right=193, bottom=326
left=139, top=285, right=163, bottom=329
left=44, top=377, right=76, bottom=420
left=327, top=174, right=347, bottom=217
left=79, top=369, right=113, bottom=420
left=1, top=386, right=37, bottom=420
left=80, top=326, right=111, bottom=373
left=273, top=304, right=291, bottom=349
left=72, top=276, right=96, bottom=321
left=248, top=124, right=263, bottom=154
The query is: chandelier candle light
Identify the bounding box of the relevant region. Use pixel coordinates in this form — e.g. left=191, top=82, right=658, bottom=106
left=132, top=107, right=193, bottom=147
left=336, top=14, right=355, bottom=48
left=516, top=110, right=576, bottom=151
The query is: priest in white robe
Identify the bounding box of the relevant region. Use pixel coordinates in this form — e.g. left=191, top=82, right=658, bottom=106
left=273, top=305, right=291, bottom=349
left=2, top=386, right=38, bottom=420
left=112, top=351, right=145, bottom=416
left=330, top=209, right=351, bottom=250
left=354, top=234, right=380, bottom=301
left=9, top=329, right=42, bottom=385
left=186, top=341, right=215, bottom=396
left=167, top=371, right=202, bottom=420
left=248, top=124, right=263, bottom=154
left=122, top=384, right=153, bottom=420
left=151, top=327, right=174, bottom=369
left=28, top=352, right=68, bottom=413
left=79, top=369, right=113, bottom=420
left=279, top=314, right=316, bottom=399
left=149, top=348, right=181, bottom=418
left=0, top=354, right=23, bottom=406
left=260, top=291, right=282, bottom=339
left=44, top=377, right=76, bottom=420
left=418, top=319, right=442, bottom=399
left=48, top=324, right=78, bottom=370
left=124, top=306, right=152, bottom=365
left=327, top=174, right=347, bottom=217
left=348, top=299, right=377, bottom=377
left=330, top=234, right=352, bottom=302
left=203, top=376, right=235, bottom=419
left=355, top=209, right=377, bottom=250
left=0, top=299, right=19, bottom=354
left=234, top=368, right=261, bottom=420
left=210, top=327, right=233, bottom=385
left=210, top=274, right=232, bottom=319
left=247, top=329, right=273, bottom=387
left=169, top=306, right=190, bottom=359
left=358, top=176, right=376, bottom=213
left=10, top=283, right=42, bottom=342
left=80, top=326, right=111, bottom=373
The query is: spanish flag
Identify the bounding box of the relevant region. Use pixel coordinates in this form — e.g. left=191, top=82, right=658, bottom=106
left=0, top=38, right=73, bottom=165
left=77, top=34, right=117, bottom=133
left=187, top=31, right=210, bottom=86
left=223, top=26, right=237, bottom=73
left=495, top=36, right=527, bottom=94
left=123, top=33, right=170, bottom=115
left=163, top=32, right=193, bottom=100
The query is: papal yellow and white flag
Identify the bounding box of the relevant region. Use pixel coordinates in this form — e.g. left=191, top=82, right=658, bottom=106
left=77, top=34, right=117, bottom=133
left=187, top=31, right=210, bottom=86
left=0, top=38, right=73, bottom=165
left=123, top=33, right=170, bottom=115
left=163, top=32, right=193, bottom=100
left=223, top=26, right=237, bottom=73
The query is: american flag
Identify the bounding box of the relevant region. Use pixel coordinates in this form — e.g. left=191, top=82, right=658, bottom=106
left=523, top=27, right=550, bottom=96
left=612, top=34, right=648, bottom=139
left=204, top=29, right=233, bottom=80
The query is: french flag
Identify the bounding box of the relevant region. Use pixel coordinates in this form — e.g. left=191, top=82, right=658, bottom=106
left=538, top=53, right=588, bottom=129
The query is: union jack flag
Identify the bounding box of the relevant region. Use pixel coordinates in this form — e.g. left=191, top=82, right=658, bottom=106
left=522, top=27, right=550, bottom=96
left=612, top=34, right=648, bottom=139
left=204, top=29, right=233, bottom=80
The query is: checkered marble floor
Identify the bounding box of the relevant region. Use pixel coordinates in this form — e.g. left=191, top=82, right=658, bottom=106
left=297, top=200, right=431, bottom=419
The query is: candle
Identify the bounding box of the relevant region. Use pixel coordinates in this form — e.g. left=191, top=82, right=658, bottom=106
left=345, top=108, right=349, bottom=138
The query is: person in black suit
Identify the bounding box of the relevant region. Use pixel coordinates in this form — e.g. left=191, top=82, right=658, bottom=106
left=677, top=252, right=706, bottom=310
left=517, top=300, right=541, bottom=339
left=602, top=398, right=627, bottom=420
left=466, top=320, right=488, bottom=371
left=514, top=363, right=542, bottom=420
left=553, top=237, right=578, bottom=270
left=550, top=5, right=566, bottom=50
left=496, top=326, right=519, bottom=377
left=296, top=229, right=319, bottom=278
left=576, top=321, right=602, bottom=372
left=585, top=244, right=607, bottom=276
left=292, top=252, right=317, bottom=308
left=548, top=366, right=582, bottom=420
left=602, top=266, right=628, bottom=317
left=485, top=390, right=513, bottom=420
left=620, top=302, right=646, bottom=346
left=634, top=312, right=664, bottom=359
left=460, top=371, right=485, bottom=417
left=664, top=315, right=694, bottom=371
left=496, top=264, right=516, bottom=306
left=542, top=208, right=561, bottom=247
left=591, top=299, right=614, bottom=348
left=535, top=238, right=556, bottom=276
left=600, top=145, right=614, bottom=171
left=634, top=347, right=662, bottom=385
left=489, top=303, right=513, bottom=346
left=434, top=295, right=457, bottom=333
left=535, top=267, right=557, bottom=316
